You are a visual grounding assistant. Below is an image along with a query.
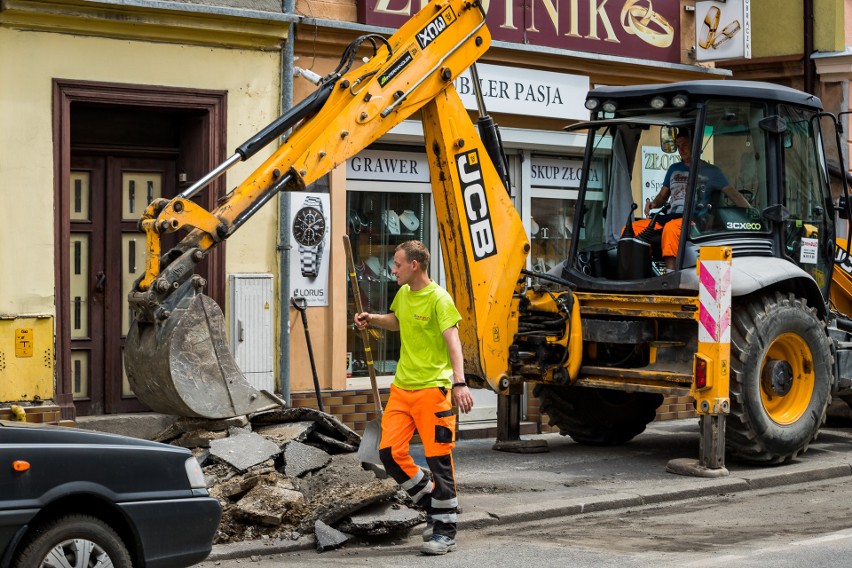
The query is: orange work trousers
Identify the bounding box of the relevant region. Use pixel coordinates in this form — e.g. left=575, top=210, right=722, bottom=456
left=379, top=384, right=458, bottom=538
left=630, top=217, right=683, bottom=258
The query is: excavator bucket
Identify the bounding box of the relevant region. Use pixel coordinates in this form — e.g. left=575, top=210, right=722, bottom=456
left=125, top=289, right=283, bottom=419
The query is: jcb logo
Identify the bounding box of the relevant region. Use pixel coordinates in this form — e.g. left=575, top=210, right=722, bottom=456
left=836, top=247, right=852, bottom=275
left=416, top=8, right=456, bottom=49
left=456, top=150, right=496, bottom=261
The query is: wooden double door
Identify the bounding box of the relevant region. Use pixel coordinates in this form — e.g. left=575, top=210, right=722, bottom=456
left=68, top=155, right=176, bottom=414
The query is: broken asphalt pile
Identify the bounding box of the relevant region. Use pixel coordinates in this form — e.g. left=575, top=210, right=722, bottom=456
left=153, top=407, right=423, bottom=552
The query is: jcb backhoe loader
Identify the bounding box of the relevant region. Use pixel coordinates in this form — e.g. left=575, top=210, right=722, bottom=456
left=125, top=0, right=852, bottom=472
left=530, top=81, right=852, bottom=471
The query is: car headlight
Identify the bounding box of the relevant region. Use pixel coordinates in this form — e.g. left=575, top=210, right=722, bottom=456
left=184, top=457, right=208, bottom=489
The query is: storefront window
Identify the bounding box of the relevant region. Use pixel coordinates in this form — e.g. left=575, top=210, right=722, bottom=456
left=345, top=188, right=432, bottom=378
left=530, top=197, right=574, bottom=272
left=529, top=155, right=598, bottom=272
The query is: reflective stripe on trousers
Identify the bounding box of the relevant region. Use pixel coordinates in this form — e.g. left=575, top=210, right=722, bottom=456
left=379, top=384, right=458, bottom=538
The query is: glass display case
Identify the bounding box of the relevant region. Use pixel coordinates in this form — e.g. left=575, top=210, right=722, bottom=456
left=529, top=196, right=575, bottom=273
left=345, top=191, right=432, bottom=377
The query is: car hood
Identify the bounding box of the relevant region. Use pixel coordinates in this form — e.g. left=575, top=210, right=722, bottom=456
left=0, top=420, right=174, bottom=449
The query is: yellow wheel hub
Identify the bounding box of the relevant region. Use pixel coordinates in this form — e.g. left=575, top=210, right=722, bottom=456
left=760, top=332, right=814, bottom=425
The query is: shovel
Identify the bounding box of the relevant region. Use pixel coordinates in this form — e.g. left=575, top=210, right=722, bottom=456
left=291, top=296, right=324, bottom=413
left=343, top=235, right=384, bottom=465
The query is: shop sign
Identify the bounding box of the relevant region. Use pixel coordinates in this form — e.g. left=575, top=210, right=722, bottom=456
left=641, top=145, right=678, bottom=208
left=357, top=0, right=681, bottom=63
left=531, top=156, right=602, bottom=189
left=454, top=64, right=588, bottom=121
left=347, top=150, right=431, bottom=183
left=695, top=0, right=750, bottom=62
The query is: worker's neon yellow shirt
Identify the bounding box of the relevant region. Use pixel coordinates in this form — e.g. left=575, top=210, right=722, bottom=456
left=390, top=280, right=461, bottom=390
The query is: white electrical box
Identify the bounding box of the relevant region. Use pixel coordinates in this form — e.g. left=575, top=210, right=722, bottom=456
left=229, top=274, right=274, bottom=393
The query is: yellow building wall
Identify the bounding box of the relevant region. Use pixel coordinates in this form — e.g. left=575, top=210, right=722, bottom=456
left=0, top=26, right=284, bottom=399
left=751, top=0, right=844, bottom=58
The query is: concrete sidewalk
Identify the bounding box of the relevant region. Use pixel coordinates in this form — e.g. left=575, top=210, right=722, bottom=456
left=207, top=418, right=852, bottom=561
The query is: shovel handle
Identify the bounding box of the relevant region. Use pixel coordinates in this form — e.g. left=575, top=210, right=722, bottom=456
left=342, top=235, right=383, bottom=416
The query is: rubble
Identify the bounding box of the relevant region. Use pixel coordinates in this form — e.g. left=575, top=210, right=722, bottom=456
left=255, top=421, right=315, bottom=445
left=235, top=483, right=306, bottom=526
left=209, top=431, right=281, bottom=472
left=337, top=501, right=423, bottom=535
left=314, top=520, right=350, bottom=552
left=154, top=407, right=424, bottom=549
left=282, top=441, right=331, bottom=478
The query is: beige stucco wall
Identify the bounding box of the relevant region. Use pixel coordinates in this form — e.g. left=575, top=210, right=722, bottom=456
left=0, top=27, right=282, bottom=316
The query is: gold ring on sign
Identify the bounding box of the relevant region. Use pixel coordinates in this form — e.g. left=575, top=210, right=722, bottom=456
left=620, top=0, right=641, bottom=36
left=620, top=0, right=674, bottom=48
left=698, top=5, right=721, bottom=49
left=711, top=19, right=741, bottom=50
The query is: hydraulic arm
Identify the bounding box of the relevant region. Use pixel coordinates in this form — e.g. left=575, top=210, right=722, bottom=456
left=125, top=0, right=530, bottom=418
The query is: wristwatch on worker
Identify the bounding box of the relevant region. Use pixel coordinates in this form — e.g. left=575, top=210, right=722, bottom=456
left=292, top=195, right=326, bottom=278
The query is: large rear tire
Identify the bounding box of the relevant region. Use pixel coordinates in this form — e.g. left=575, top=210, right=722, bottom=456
left=534, top=384, right=663, bottom=445
left=727, top=292, right=832, bottom=464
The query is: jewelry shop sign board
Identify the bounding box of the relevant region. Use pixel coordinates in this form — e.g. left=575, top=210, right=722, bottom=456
left=290, top=193, right=331, bottom=307
left=641, top=146, right=679, bottom=210
left=358, top=0, right=681, bottom=64
left=454, top=64, right=589, bottom=121
left=695, top=0, right=751, bottom=62
left=347, top=150, right=431, bottom=183
left=530, top=156, right=603, bottom=190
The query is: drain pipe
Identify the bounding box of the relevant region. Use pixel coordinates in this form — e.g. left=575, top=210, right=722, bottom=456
left=278, top=0, right=296, bottom=405
left=804, top=0, right=815, bottom=94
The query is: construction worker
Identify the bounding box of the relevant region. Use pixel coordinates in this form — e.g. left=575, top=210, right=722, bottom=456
left=354, top=240, right=474, bottom=556
left=634, top=128, right=749, bottom=270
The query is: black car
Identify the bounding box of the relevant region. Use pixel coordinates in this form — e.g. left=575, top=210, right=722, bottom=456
left=0, top=420, right=221, bottom=568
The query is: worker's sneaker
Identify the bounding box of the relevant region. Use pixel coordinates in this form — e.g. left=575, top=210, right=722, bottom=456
left=421, top=519, right=434, bottom=542
left=420, top=535, right=456, bottom=555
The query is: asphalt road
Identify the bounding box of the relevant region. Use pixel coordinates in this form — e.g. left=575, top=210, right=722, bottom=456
left=199, top=416, right=852, bottom=566
left=197, top=477, right=852, bottom=568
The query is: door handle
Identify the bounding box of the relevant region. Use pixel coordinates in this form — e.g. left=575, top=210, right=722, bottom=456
left=95, top=271, right=106, bottom=293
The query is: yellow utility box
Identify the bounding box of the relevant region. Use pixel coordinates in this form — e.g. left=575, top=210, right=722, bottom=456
left=0, top=315, right=54, bottom=401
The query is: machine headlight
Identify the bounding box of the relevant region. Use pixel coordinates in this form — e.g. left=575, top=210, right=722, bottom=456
left=650, top=96, right=666, bottom=109
left=672, top=94, right=689, bottom=108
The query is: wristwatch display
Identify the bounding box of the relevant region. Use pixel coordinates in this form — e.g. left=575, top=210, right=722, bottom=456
left=293, top=195, right=326, bottom=278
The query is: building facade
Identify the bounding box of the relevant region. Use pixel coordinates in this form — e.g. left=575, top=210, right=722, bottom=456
left=1, top=0, right=849, bottom=434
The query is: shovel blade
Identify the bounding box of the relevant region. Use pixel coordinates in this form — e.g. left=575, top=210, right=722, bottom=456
left=357, top=419, right=383, bottom=465
left=125, top=292, right=282, bottom=419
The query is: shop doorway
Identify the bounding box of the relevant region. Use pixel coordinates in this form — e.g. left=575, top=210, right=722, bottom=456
left=55, top=81, right=227, bottom=417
